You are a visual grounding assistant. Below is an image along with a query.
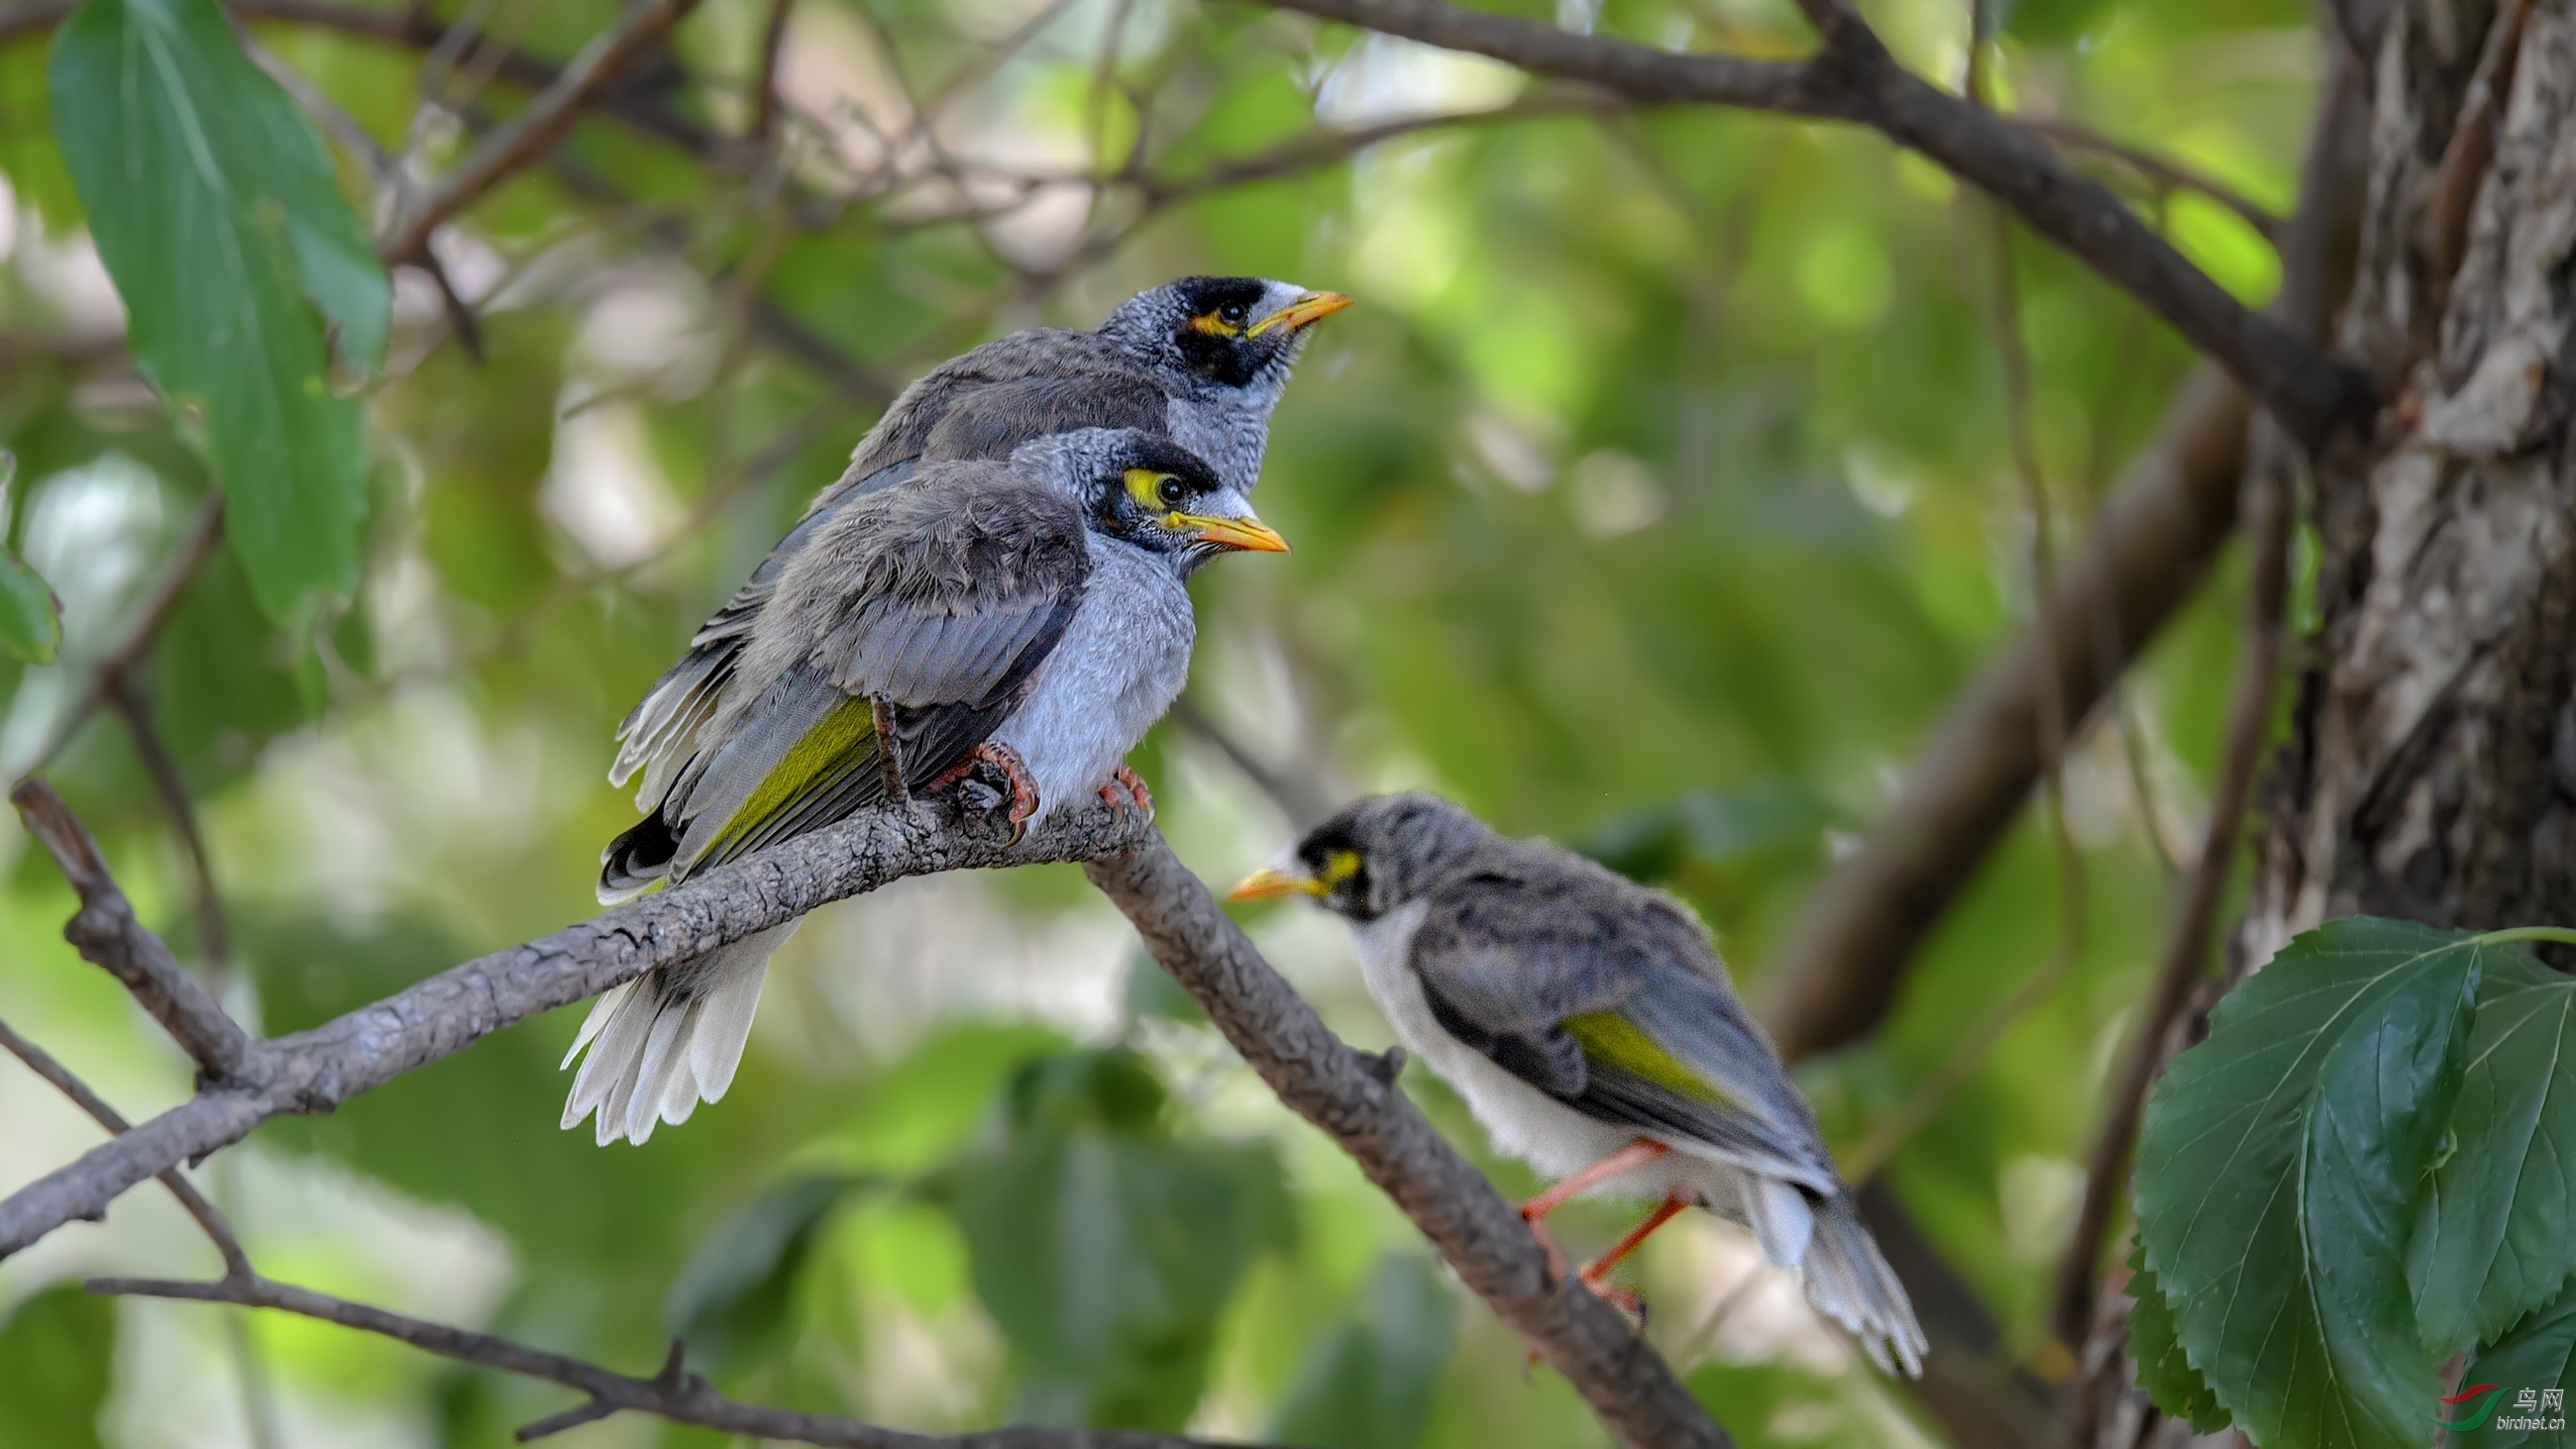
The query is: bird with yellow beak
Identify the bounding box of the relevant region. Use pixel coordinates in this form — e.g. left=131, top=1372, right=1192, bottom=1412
left=1234, top=792, right=1925, bottom=1377
left=564, top=430, right=1287, bottom=1146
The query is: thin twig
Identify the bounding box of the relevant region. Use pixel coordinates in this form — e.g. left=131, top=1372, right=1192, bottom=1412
left=747, top=0, right=793, bottom=149
left=91, top=1270, right=1248, bottom=1448
left=103, top=677, right=231, bottom=984
left=381, top=0, right=706, bottom=262
left=2018, top=116, right=2287, bottom=243
left=23, top=492, right=226, bottom=776
left=0, top=1016, right=249, bottom=1276
left=2049, top=445, right=2291, bottom=1357
left=10, top=780, right=255, bottom=1082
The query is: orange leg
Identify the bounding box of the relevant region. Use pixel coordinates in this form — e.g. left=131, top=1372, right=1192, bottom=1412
left=1513, top=1139, right=1668, bottom=1283
left=1580, top=1190, right=1691, bottom=1286
left=1516, top=1139, right=1669, bottom=1227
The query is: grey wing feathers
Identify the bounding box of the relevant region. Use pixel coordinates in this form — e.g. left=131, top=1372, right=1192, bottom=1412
left=797, top=466, right=1091, bottom=710
left=1410, top=847, right=1837, bottom=1191
left=610, top=329, right=1148, bottom=800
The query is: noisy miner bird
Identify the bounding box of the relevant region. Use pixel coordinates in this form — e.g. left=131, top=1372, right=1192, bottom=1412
left=1233, top=793, right=1926, bottom=1376
left=564, top=428, right=1287, bottom=1146
left=611, top=276, right=1348, bottom=802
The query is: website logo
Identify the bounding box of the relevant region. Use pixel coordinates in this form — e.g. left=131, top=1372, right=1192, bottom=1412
left=2432, top=1384, right=2565, bottom=1432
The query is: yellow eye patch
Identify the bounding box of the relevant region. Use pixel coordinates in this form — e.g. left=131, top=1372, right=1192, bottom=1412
left=1322, top=849, right=1363, bottom=884
left=1189, top=311, right=1242, bottom=337
left=1125, top=467, right=1182, bottom=511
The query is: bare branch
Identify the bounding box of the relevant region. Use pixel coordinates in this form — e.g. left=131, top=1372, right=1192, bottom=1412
left=1239, top=0, right=2371, bottom=448
left=0, top=796, right=1152, bottom=1259
left=380, top=0, right=705, bottom=262
left=103, top=678, right=232, bottom=980
left=1086, top=837, right=1735, bottom=1449
left=2018, top=115, right=2287, bottom=243
left=10, top=779, right=254, bottom=1082
left=1765, top=49, right=2375, bottom=1062
left=0, top=1016, right=250, bottom=1277
left=2050, top=437, right=2293, bottom=1361
left=94, top=1270, right=1249, bottom=1448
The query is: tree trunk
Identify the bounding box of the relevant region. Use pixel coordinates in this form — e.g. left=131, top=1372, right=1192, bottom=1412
left=2088, top=2, right=2576, bottom=1444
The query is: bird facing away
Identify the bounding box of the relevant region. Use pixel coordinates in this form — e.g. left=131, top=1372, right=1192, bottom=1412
left=610, top=276, right=1348, bottom=804
left=1234, top=793, right=1926, bottom=1377
left=564, top=429, right=1288, bottom=1146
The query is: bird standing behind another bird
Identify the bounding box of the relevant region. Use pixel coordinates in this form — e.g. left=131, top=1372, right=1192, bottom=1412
left=1233, top=792, right=1926, bottom=1378
left=564, top=429, right=1287, bottom=1146
left=611, top=276, right=1348, bottom=806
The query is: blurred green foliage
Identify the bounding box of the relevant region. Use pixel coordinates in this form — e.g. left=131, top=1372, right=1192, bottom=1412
left=0, top=0, right=2333, bottom=1441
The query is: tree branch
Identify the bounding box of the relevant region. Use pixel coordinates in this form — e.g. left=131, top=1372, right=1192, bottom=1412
left=11, top=779, right=254, bottom=1082
left=379, top=0, right=706, bottom=262
left=0, top=794, right=1153, bottom=1259
left=1086, top=838, right=1734, bottom=1449
left=1765, top=48, right=2373, bottom=1061
left=92, top=1271, right=1255, bottom=1448
left=1238, top=0, right=2371, bottom=449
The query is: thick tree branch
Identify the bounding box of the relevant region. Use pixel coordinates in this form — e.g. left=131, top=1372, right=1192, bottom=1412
left=1241, top=0, right=2368, bottom=449
left=1766, top=51, right=2372, bottom=1061
left=379, top=0, right=706, bottom=262
left=11, top=779, right=254, bottom=1082
left=1086, top=838, right=1734, bottom=1449
left=0, top=795, right=1152, bottom=1259
left=93, top=1271, right=1253, bottom=1448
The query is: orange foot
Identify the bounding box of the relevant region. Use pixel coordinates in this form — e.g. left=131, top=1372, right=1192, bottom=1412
left=1099, top=763, right=1154, bottom=815
left=933, top=743, right=1038, bottom=840
left=1514, top=1198, right=1571, bottom=1284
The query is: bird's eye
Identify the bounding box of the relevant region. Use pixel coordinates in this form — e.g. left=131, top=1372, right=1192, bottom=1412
left=1157, top=475, right=1188, bottom=507
left=1218, top=302, right=1248, bottom=326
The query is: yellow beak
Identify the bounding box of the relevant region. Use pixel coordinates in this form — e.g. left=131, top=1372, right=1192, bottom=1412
left=1230, top=866, right=1325, bottom=900
left=1247, top=290, right=1354, bottom=337
left=1175, top=513, right=1290, bottom=554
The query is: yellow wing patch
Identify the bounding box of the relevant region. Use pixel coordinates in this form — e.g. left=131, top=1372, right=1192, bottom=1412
left=711, top=695, right=879, bottom=859
left=1564, top=1011, right=1726, bottom=1104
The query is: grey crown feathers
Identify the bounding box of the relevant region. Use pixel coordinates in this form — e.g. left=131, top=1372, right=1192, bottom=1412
left=1250, top=791, right=1928, bottom=1377
left=563, top=427, right=1282, bottom=1146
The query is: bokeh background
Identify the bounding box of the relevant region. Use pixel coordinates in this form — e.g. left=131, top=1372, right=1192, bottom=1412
left=0, top=0, right=2313, bottom=1442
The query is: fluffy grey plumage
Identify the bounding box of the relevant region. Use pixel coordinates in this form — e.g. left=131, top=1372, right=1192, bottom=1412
left=610, top=276, right=1342, bottom=805
left=565, top=428, right=1283, bottom=1146
left=1250, top=792, right=1927, bottom=1377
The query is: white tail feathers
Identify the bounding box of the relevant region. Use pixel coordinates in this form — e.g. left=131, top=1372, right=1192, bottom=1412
left=1791, top=1194, right=1927, bottom=1379
left=559, top=923, right=793, bottom=1146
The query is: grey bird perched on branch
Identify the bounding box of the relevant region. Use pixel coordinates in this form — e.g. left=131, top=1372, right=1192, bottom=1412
left=1234, top=792, right=1926, bottom=1378
left=612, top=276, right=1348, bottom=798
left=565, top=429, right=1288, bottom=1146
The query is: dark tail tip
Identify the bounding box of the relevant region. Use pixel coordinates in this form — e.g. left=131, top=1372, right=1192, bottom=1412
left=600, top=811, right=681, bottom=895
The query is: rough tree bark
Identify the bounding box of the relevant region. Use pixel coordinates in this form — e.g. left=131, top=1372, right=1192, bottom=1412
left=2090, top=2, right=2576, bottom=1444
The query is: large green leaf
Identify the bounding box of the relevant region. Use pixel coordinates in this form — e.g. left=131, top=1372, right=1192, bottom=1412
left=0, top=1285, right=115, bottom=1449
left=2410, top=951, right=2576, bottom=1353
left=1268, top=1253, right=1457, bottom=1449
left=50, top=0, right=388, bottom=620
left=2125, top=1242, right=2230, bottom=1433
left=2456, top=1292, right=2576, bottom=1448
left=2135, top=917, right=2481, bottom=1449
left=942, top=1048, right=1290, bottom=1431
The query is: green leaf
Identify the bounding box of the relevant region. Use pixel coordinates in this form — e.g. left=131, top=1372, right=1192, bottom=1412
left=943, top=1048, right=1290, bottom=1431
left=0, top=545, right=60, bottom=664
left=2125, top=1242, right=2230, bottom=1434
left=663, top=1174, right=863, bottom=1373
left=0, top=1285, right=116, bottom=1449
left=2410, top=950, right=2576, bottom=1353
left=1268, top=1253, right=1457, bottom=1449
left=50, top=0, right=389, bottom=620
left=2135, top=917, right=2482, bottom=1449
left=2456, top=1292, right=2576, bottom=1448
